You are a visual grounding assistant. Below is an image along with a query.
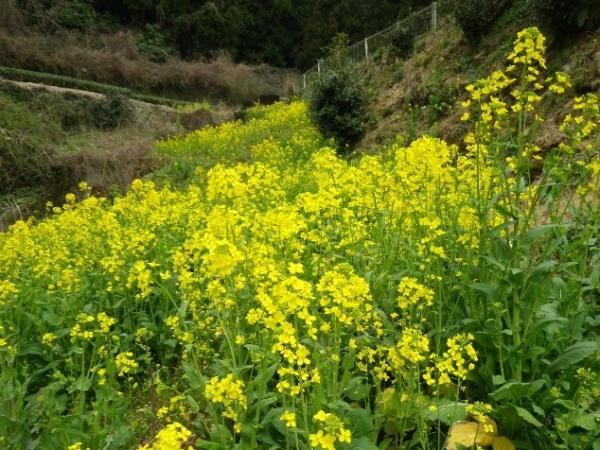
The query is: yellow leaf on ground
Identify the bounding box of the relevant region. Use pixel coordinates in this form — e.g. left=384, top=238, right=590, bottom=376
left=446, top=421, right=497, bottom=450
left=492, top=436, right=516, bottom=450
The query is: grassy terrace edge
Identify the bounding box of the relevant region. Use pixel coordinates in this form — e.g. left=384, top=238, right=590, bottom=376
left=0, top=66, right=189, bottom=107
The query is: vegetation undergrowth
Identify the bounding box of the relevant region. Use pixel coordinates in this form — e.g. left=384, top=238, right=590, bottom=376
left=0, top=28, right=599, bottom=450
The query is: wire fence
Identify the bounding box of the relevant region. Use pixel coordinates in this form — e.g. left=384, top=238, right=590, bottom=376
left=298, top=1, right=451, bottom=92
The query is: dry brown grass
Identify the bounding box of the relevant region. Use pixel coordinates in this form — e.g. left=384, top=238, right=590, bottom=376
left=0, top=1, right=26, bottom=31
left=0, top=26, right=290, bottom=104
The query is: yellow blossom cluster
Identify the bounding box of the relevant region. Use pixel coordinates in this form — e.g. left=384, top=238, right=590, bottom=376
left=204, top=374, right=247, bottom=433
left=138, top=422, right=193, bottom=450
left=466, top=402, right=496, bottom=434
left=115, top=351, right=138, bottom=377
left=397, top=277, right=435, bottom=310
left=423, top=333, right=478, bottom=386
left=70, top=312, right=116, bottom=341
left=309, top=410, right=352, bottom=450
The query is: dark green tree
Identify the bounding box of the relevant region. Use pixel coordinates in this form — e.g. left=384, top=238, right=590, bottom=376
left=308, top=34, right=370, bottom=155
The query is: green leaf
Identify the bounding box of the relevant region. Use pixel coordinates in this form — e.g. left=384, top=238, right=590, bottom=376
left=42, top=310, right=62, bottom=327
left=547, top=341, right=598, bottom=373
left=348, top=436, right=378, bottom=450
left=574, top=413, right=598, bottom=431
left=492, top=375, right=506, bottom=385
left=331, top=406, right=374, bottom=438
left=493, top=202, right=516, bottom=219
left=195, top=439, right=225, bottom=449
left=344, top=376, right=370, bottom=401
left=72, top=375, right=92, bottom=392
left=424, top=400, right=468, bottom=426
left=18, top=343, right=45, bottom=357
left=490, top=380, right=545, bottom=402
left=182, top=359, right=206, bottom=388
left=186, top=395, right=199, bottom=413
left=471, top=282, right=496, bottom=299
left=530, top=260, right=558, bottom=276
left=523, top=224, right=566, bottom=244
left=514, top=407, right=543, bottom=428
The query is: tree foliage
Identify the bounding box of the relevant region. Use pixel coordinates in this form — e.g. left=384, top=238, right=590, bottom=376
left=451, top=0, right=510, bottom=46
left=308, top=34, right=370, bottom=154
left=529, top=0, right=600, bottom=36
left=15, top=0, right=431, bottom=67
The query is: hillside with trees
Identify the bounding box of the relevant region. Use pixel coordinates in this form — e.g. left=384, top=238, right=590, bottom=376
left=5, top=0, right=431, bottom=68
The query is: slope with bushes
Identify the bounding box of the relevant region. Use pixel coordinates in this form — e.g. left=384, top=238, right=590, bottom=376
left=359, top=0, right=600, bottom=152
left=0, top=78, right=232, bottom=230
left=0, top=2, right=292, bottom=105
left=0, top=26, right=599, bottom=450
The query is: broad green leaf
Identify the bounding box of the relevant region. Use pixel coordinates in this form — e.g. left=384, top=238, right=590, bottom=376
left=424, top=400, right=468, bottom=425
left=530, top=260, right=558, bottom=276
left=72, top=375, right=92, bottom=392
left=492, top=375, right=506, bottom=385
left=523, top=224, right=566, bottom=244
left=344, top=376, right=370, bottom=401
left=490, top=379, right=545, bottom=401
left=574, top=413, right=598, bottom=431
left=547, top=341, right=598, bottom=373
left=344, top=407, right=374, bottom=438
left=184, top=395, right=198, bottom=414
left=514, top=407, right=543, bottom=428
left=348, top=436, right=379, bottom=450
left=195, top=439, right=225, bottom=449
left=471, top=282, right=496, bottom=299
left=493, top=202, right=516, bottom=219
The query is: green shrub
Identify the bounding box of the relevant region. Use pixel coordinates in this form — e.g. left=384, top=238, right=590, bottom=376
left=137, top=24, right=178, bottom=64
left=451, top=0, right=510, bottom=46
left=87, top=94, right=133, bottom=129
left=389, top=21, right=420, bottom=59
left=529, top=0, right=600, bottom=35
left=307, top=34, right=369, bottom=155
left=308, top=69, right=370, bottom=155
left=55, top=0, right=96, bottom=30
left=0, top=94, right=60, bottom=194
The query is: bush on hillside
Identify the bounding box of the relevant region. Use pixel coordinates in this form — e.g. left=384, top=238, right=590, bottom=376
left=308, top=69, right=370, bottom=155
left=529, top=0, right=600, bottom=36
left=389, top=20, right=420, bottom=59
left=55, top=0, right=96, bottom=30
left=87, top=94, right=133, bottom=129
left=137, top=24, right=178, bottom=63
left=308, top=33, right=370, bottom=155
left=0, top=94, right=59, bottom=194
left=451, top=0, right=511, bottom=46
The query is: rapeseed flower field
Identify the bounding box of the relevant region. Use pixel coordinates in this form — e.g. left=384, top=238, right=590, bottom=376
left=0, top=28, right=598, bottom=449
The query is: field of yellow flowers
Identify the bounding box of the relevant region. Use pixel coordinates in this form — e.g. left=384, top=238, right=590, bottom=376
left=0, top=28, right=599, bottom=450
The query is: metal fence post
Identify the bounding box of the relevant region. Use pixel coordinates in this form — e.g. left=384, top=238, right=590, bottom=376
left=364, top=38, right=369, bottom=60
left=317, top=60, right=322, bottom=78
left=303, top=73, right=306, bottom=89
left=432, top=2, right=437, bottom=31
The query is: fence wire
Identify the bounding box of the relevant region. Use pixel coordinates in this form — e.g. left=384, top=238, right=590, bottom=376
left=298, top=1, right=449, bottom=93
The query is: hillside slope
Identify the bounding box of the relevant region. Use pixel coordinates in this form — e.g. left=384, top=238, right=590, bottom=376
left=359, top=1, right=600, bottom=152
left=0, top=78, right=234, bottom=230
